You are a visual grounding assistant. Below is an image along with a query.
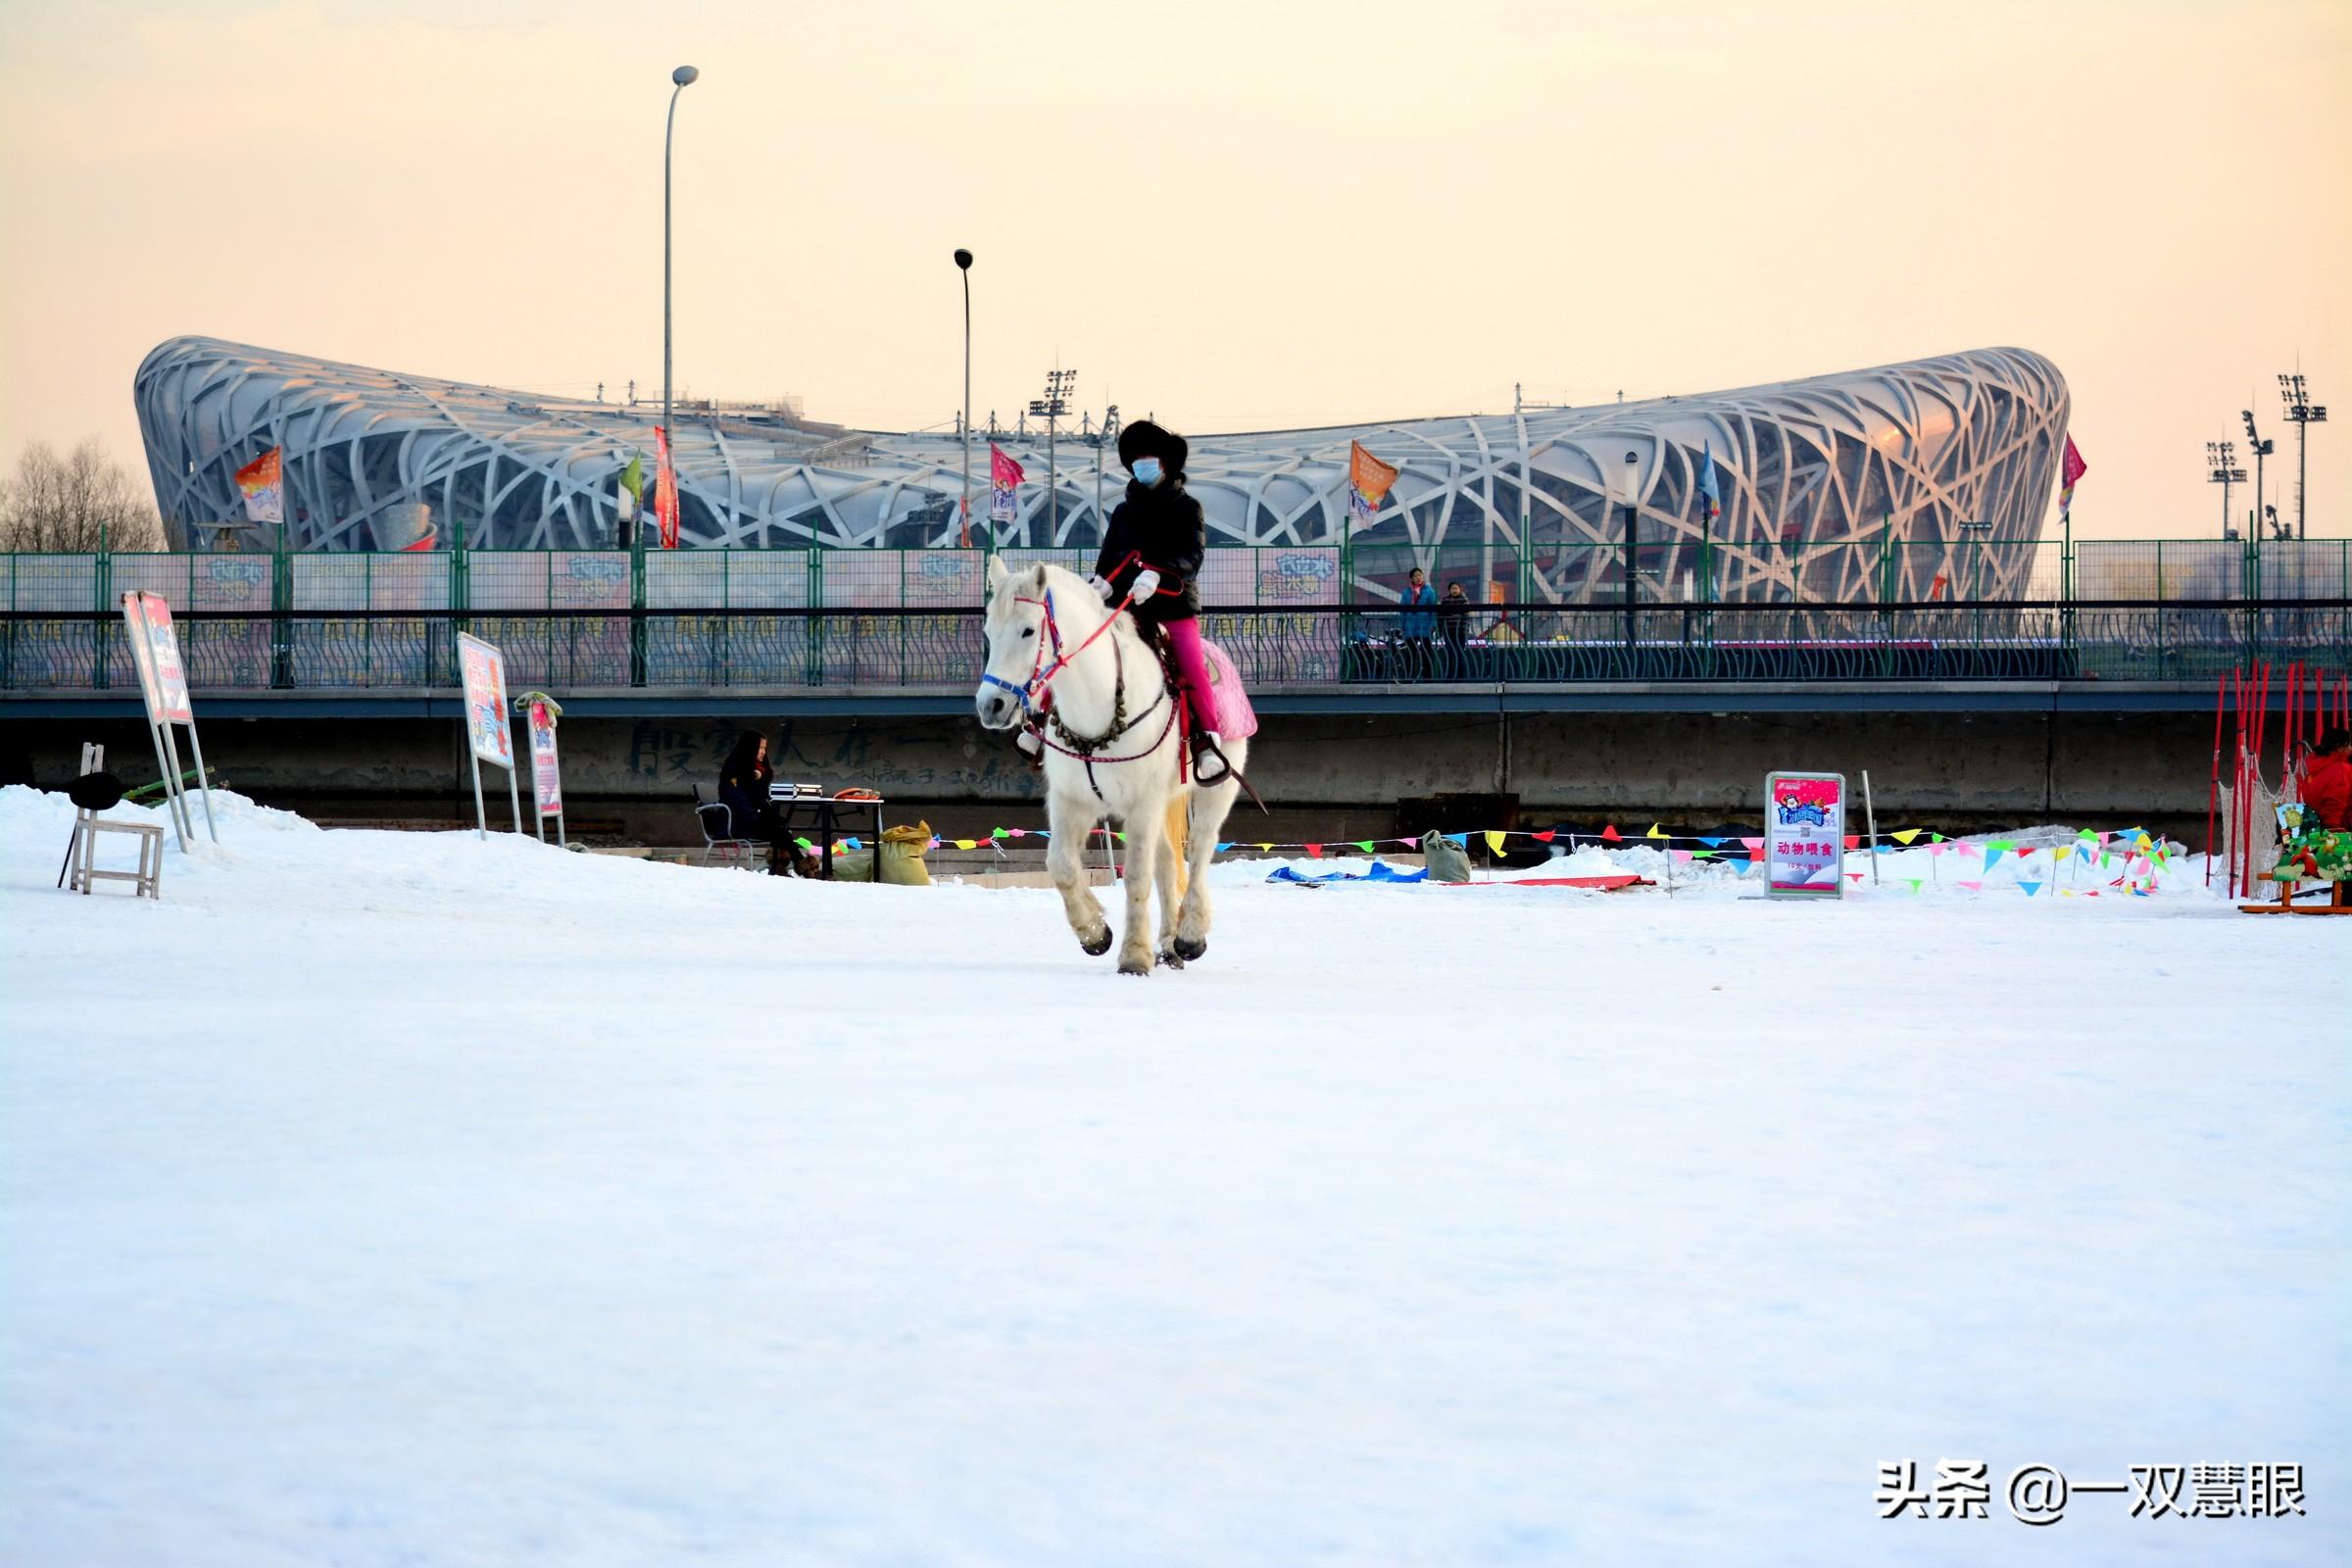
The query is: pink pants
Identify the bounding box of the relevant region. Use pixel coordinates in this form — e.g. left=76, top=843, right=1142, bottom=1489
left=1159, top=617, right=1219, bottom=736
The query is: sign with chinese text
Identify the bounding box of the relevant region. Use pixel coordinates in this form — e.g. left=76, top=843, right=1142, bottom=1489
left=458, top=633, right=513, bottom=767
left=1765, top=770, right=1845, bottom=898
left=526, top=698, right=563, bottom=816
left=121, top=591, right=193, bottom=723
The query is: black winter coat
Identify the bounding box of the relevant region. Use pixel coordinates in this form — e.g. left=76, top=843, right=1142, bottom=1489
left=1096, top=479, right=1205, bottom=625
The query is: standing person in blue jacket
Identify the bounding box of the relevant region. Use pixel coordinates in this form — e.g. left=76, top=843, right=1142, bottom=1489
left=1397, top=566, right=1438, bottom=680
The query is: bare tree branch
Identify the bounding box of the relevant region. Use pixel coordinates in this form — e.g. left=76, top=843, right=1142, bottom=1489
left=0, top=439, right=166, bottom=552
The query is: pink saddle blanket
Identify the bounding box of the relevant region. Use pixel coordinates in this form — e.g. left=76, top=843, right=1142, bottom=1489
left=1200, top=640, right=1258, bottom=741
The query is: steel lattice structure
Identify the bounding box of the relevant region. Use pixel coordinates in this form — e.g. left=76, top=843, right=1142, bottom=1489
left=136, top=337, right=2067, bottom=600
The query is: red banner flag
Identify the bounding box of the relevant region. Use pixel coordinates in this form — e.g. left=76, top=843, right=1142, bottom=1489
left=1348, top=440, right=1399, bottom=524
left=233, top=448, right=284, bottom=524
left=2059, top=434, right=2086, bottom=520
left=654, top=425, right=681, bottom=549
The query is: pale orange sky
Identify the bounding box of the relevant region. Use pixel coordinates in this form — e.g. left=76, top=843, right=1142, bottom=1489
left=2, top=0, right=2345, bottom=540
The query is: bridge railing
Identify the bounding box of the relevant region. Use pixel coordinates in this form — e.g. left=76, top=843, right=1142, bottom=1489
left=5, top=599, right=2344, bottom=692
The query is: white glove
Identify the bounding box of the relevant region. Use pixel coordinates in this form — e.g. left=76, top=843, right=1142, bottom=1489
left=1130, top=568, right=1163, bottom=600
left=1086, top=572, right=1115, bottom=601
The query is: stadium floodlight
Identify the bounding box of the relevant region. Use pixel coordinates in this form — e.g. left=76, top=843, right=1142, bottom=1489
left=2242, top=409, right=2276, bottom=549
left=2278, top=372, right=2327, bottom=540
left=1032, top=368, right=1077, bottom=538
left=2207, top=439, right=2247, bottom=540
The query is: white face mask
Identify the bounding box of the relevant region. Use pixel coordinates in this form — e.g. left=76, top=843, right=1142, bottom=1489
left=1132, top=457, right=1163, bottom=487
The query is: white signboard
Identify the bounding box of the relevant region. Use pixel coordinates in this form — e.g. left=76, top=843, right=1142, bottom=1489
left=122, top=590, right=193, bottom=722
left=1765, top=770, right=1846, bottom=898
left=456, top=632, right=522, bottom=838
left=458, top=633, right=513, bottom=766
left=527, top=698, right=563, bottom=817
left=120, top=591, right=217, bottom=849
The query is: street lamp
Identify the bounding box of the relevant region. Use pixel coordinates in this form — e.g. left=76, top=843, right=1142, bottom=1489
left=2207, top=440, right=2246, bottom=541
left=1612, top=450, right=1642, bottom=657
left=662, top=64, right=699, bottom=548
left=2242, top=408, right=2276, bottom=548
left=955, top=248, right=973, bottom=547
left=1027, top=367, right=1076, bottom=540
left=2278, top=373, right=2328, bottom=541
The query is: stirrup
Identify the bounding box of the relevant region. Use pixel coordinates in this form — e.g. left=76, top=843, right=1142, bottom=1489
left=1191, top=730, right=1232, bottom=785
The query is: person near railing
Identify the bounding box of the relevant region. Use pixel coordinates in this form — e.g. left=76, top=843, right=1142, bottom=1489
left=1437, top=580, right=1471, bottom=677
left=1092, top=419, right=1230, bottom=785
left=1398, top=568, right=1437, bottom=680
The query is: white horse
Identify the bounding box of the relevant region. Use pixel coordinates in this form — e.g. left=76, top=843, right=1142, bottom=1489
left=974, top=560, right=1250, bottom=976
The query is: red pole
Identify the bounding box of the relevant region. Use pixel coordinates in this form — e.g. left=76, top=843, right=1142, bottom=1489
left=2231, top=666, right=2247, bottom=897
left=2284, top=662, right=2301, bottom=789
left=2207, top=671, right=2226, bottom=885
left=2251, top=661, right=2273, bottom=898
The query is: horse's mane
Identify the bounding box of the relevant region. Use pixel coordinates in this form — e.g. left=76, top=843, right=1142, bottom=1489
left=995, top=562, right=1152, bottom=659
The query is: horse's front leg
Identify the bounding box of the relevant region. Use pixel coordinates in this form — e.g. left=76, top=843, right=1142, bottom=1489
left=1047, top=797, right=1112, bottom=956
left=1114, top=808, right=1160, bottom=977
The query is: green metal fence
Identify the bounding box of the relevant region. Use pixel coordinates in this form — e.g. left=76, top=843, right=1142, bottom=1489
left=6, top=539, right=2348, bottom=693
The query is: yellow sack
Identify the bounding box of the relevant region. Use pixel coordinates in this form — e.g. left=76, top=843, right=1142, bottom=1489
left=878, top=821, right=934, bottom=887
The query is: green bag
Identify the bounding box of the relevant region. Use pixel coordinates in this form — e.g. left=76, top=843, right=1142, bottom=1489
left=1420, top=831, right=1473, bottom=883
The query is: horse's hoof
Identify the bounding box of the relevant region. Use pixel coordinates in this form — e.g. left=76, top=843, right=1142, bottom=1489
left=1172, top=935, right=1207, bottom=961
left=1117, top=950, right=1154, bottom=976
left=1079, top=928, right=1113, bottom=956
left=1157, top=947, right=1186, bottom=970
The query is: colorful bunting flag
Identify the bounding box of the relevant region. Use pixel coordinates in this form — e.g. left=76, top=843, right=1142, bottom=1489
left=1484, top=830, right=1506, bottom=858
left=1891, top=829, right=1922, bottom=845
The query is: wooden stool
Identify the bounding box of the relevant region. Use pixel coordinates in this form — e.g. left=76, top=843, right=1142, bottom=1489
left=69, top=816, right=165, bottom=899
left=59, top=740, right=165, bottom=901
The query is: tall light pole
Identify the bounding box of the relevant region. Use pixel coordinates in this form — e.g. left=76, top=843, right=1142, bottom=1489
left=1096, top=402, right=1120, bottom=536
left=1614, top=450, right=1641, bottom=657
left=1028, top=367, right=1075, bottom=542
left=955, top=248, right=974, bottom=548
left=2242, top=407, right=2275, bottom=546
left=2279, top=372, right=2327, bottom=541
left=2207, top=440, right=2246, bottom=540
left=662, top=64, right=699, bottom=546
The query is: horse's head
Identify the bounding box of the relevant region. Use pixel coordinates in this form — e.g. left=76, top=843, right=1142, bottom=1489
left=975, top=558, right=1055, bottom=730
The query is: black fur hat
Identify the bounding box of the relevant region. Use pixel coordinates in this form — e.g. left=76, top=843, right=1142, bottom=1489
left=1116, top=418, right=1188, bottom=477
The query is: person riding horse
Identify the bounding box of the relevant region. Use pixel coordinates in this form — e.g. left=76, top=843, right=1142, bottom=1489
left=1077, top=419, right=1231, bottom=786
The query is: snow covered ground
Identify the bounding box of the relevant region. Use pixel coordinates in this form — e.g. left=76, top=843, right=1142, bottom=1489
left=3, top=785, right=2345, bottom=1566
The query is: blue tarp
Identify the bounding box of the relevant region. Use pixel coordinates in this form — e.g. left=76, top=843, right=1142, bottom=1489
left=1266, top=860, right=1429, bottom=886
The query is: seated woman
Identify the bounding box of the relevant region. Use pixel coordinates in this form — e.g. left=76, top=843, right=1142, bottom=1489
left=716, top=731, right=784, bottom=870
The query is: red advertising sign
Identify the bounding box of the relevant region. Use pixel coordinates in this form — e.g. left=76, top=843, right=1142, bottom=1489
left=1766, top=771, right=1846, bottom=897
left=122, top=591, right=193, bottom=723
left=527, top=698, right=563, bottom=817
